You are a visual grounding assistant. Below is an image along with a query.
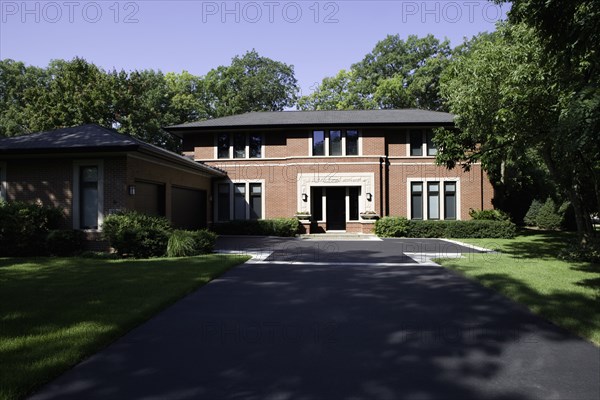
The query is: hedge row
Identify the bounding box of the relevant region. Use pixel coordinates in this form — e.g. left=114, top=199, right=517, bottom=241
left=374, top=217, right=516, bottom=239
left=211, top=218, right=300, bottom=237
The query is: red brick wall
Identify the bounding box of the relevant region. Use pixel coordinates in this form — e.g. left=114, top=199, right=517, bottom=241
left=126, top=155, right=214, bottom=223
left=184, top=126, right=495, bottom=226
left=5, top=158, right=73, bottom=228
left=3, top=153, right=216, bottom=229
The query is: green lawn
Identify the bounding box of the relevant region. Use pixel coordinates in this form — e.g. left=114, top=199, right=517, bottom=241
left=438, top=231, right=600, bottom=345
left=0, top=254, right=250, bottom=400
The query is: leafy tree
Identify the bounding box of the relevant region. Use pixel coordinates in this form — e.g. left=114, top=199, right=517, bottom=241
left=502, top=0, right=600, bottom=236
left=298, top=34, right=451, bottom=111
left=298, top=70, right=371, bottom=110
left=436, top=23, right=597, bottom=240
left=0, top=60, right=46, bottom=136
left=204, top=50, right=298, bottom=117
left=165, top=71, right=211, bottom=123
left=25, top=58, right=114, bottom=131
left=109, top=69, right=179, bottom=149
left=1, top=52, right=300, bottom=149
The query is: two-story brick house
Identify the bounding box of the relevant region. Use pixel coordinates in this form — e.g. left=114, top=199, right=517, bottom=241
left=167, top=109, right=494, bottom=234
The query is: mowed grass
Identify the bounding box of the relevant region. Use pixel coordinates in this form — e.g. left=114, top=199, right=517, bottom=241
left=0, top=254, right=250, bottom=400
left=438, top=231, right=600, bottom=345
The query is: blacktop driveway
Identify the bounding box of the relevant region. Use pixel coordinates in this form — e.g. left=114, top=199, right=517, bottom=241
left=30, top=237, right=600, bottom=400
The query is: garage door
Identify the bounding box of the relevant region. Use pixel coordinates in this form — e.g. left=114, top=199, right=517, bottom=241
left=171, top=187, right=207, bottom=230
left=134, top=181, right=166, bottom=217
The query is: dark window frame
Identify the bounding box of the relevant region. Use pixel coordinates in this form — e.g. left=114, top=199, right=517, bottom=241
left=427, top=181, right=440, bottom=220
left=444, top=181, right=457, bottom=220
left=409, top=129, right=423, bottom=156
left=79, top=165, right=99, bottom=229
left=411, top=181, right=423, bottom=220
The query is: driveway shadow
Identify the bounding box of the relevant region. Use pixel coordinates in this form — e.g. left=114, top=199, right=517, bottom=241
left=30, top=257, right=600, bottom=400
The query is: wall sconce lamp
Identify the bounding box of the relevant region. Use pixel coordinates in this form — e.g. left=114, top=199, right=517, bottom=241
left=301, top=193, right=308, bottom=202
left=366, top=192, right=372, bottom=201
left=128, top=185, right=136, bottom=196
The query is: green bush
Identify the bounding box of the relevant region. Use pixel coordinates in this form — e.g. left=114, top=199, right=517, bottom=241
left=166, top=229, right=217, bottom=257
left=211, top=218, right=300, bottom=237
left=535, top=198, right=563, bottom=230
left=469, top=209, right=511, bottom=221
left=46, top=230, right=84, bottom=256
left=407, top=220, right=450, bottom=238
left=193, top=229, right=217, bottom=254
left=558, top=202, right=577, bottom=231
left=440, top=220, right=516, bottom=238
left=559, top=239, right=600, bottom=263
left=102, top=211, right=172, bottom=258
left=167, top=230, right=196, bottom=257
left=0, top=201, right=63, bottom=256
left=374, top=217, right=410, bottom=237
left=373, top=217, right=516, bottom=239
left=524, top=199, right=543, bottom=226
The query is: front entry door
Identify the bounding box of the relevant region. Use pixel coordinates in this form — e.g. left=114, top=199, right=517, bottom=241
left=326, top=187, right=346, bottom=231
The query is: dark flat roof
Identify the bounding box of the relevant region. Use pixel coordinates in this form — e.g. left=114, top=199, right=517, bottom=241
left=0, top=124, right=225, bottom=176
left=165, top=109, right=455, bottom=135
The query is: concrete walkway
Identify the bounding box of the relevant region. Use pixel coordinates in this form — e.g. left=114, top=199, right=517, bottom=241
left=30, top=238, right=600, bottom=400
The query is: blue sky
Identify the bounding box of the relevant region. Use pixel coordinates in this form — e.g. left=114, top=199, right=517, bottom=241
left=0, top=1, right=508, bottom=95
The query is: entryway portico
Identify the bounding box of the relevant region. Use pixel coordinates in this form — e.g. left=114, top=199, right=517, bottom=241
left=297, top=172, right=376, bottom=233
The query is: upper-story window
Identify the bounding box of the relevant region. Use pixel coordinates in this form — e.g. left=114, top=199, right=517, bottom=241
left=313, top=130, right=325, bottom=156
left=329, top=130, right=342, bottom=156
left=409, top=129, right=437, bottom=157
left=346, top=130, right=359, bottom=155
left=312, top=129, right=361, bottom=156
left=216, top=133, right=263, bottom=159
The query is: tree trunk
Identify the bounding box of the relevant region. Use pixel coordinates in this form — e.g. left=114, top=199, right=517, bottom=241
left=541, top=144, right=595, bottom=243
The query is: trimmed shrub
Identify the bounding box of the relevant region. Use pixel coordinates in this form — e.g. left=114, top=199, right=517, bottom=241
left=0, top=201, right=63, bottom=256
left=374, top=216, right=410, bottom=237
left=193, top=229, right=217, bottom=254
left=535, top=198, right=563, bottom=230
left=102, top=211, right=172, bottom=258
left=373, top=217, right=516, bottom=239
left=407, top=220, right=450, bottom=238
left=46, top=230, right=85, bottom=256
left=439, top=220, right=516, bottom=239
left=524, top=199, right=543, bottom=226
left=166, top=229, right=217, bottom=257
left=211, top=218, right=300, bottom=237
left=469, top=209, right=511, bottom=221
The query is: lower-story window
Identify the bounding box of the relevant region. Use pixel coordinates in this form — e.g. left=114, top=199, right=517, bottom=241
left=216, top=182, right=263, bottom=221
left=80, top=166, right=99, bottom=229
left=427, top=182, right=440, bottom=220
left=411, top=182, right=423, bottom=219
left=444, top=182, right=457, bottom=220
left=217, top=184, right=230, bottom=221
left=410, top=180, right=458, bottom=220
left=73, top=161, right=103, bottom=230
left=0, top=162, right=6, bottom=201
left=249, top=183, right=262, bottom=220
left=234, top=183, right=246, bottom=220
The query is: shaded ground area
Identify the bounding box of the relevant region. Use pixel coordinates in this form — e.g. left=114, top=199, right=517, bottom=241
left=30, top=251, right=600, bottom=400
left=216, top=236, right=483, bottom=263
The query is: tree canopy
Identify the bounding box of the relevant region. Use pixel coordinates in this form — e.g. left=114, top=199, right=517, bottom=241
left=436, top=18, right=599, bottom=240
left=0, top=51, right=299, bottom=150
left=298, top=34, right=451, bottom=111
